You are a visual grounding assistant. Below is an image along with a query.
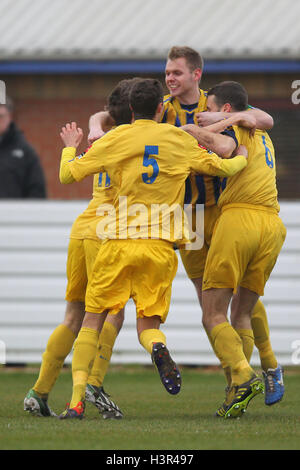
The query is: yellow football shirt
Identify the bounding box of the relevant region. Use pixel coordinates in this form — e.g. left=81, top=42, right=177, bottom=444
left=218, top=126, right=280, bottom=212
left=60, top=119, right=247, bottom=245
left=69, top=171, right=115, bottom=240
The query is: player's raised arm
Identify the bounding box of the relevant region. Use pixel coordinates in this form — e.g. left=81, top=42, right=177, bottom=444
left=59, top=121, right=108, bottom=184
left=88, top=111, right=115, bottom=144
left=242, top=107, right=273, bottom=130
left=203, top=111, right=256, bottom=135
left=196, top=107, right=272, bottom=131
left=187, top=136, right=248, bottom=178
left=59, top=122, right=83, bottom=184
left=196, top=81, right=273, bottom=131
left=181, top=124, right=237, bottom=158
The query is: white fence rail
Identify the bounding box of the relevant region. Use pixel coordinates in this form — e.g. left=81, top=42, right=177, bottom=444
left=0, top=201, right=299, bottom=366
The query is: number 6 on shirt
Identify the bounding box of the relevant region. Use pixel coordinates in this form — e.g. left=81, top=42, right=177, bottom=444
left=262, top=135, right=274, bottom=169
left=142, top=145, right=159, bottom=184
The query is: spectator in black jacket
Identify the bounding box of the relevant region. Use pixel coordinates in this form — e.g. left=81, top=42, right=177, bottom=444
left=0, top=99, right=47, bottom=198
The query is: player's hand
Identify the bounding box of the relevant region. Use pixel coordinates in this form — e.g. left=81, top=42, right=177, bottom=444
left=195, top=112, right=223, bottom=127
left=235, top=144, right=248, bottom=159
left=249, top=126, right=256, bottom=138
left=247, top=115, right=257, bottom=137
left=87, top=127, right=105, bottom=145
left=60, top=122, right=83, bottom=148
left=234, top=112, right=257, bottom=137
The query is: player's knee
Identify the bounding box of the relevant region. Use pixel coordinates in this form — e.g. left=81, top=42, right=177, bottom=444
left=106, top=308, right=125, bottom=333
left=230, top=307, right=253, bottom=330
left=201, top=308, right=214, bottom=330
left=63, top=301, right=85, bottom=335
left=202, top=309, right=228, bottom=331
left=136, top=315, right=161, bottom=339
left=202, top=313, right=215, bottom=331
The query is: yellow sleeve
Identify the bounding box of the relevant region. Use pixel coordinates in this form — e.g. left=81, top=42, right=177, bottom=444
left=215, top=155, right=247, bottom=177
left=189, top=145, right=247, bottom=177
left=61, top=138, right=110, bottom=183
left=59, top=147, right=77, bottom=184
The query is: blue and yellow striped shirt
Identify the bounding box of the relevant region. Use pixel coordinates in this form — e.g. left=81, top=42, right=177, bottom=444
left=161, top=89, right=222, bottom=207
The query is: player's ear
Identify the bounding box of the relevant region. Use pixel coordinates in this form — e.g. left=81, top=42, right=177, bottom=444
left=155, top=101, right=164, bottom=121
left=223, top=103, right=232, bottom=113
left=157, top=102, right=164, bottom=114
left=193, top=68, right=202, bottom=83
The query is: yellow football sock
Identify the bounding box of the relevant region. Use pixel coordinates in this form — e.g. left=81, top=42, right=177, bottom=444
left=251, top=300, right=277, bottom=371
left=139, top=329, right=166, bottom=355
left=33, top=324, right=76, bottom=397
left=70, top=327, right=99, bottom=408
left=87, top=321, right=118, bottom=388
left=235, top=328, right=254, bottom=364
left=210, top=322, right=255, bottom=385
left=205, top=327, right=231, bottom=386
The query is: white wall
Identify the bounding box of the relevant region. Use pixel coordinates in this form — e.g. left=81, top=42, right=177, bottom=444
left=0, top=201, right=299, bottom=366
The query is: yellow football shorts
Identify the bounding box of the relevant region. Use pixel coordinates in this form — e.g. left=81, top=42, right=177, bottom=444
left=65, top=238, right=102, bottom=302
left=202, top=204, right=286, bottom=296
left=85, top=239, right=178, bottom=322
left=179, top=204, right=221, bottom=279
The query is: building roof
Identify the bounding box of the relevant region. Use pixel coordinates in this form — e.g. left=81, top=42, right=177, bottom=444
left=0, top=0, right=299, bottom=61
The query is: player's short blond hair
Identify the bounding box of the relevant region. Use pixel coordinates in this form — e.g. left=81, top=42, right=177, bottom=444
left=167, top=46, right=203, bottom=72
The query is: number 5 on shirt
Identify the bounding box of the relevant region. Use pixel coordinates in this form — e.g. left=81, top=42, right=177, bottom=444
left=142, top=145, right=159, bottom=184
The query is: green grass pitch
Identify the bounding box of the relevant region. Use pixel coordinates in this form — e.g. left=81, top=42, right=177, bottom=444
left=1, top=365, right=300, bottom=450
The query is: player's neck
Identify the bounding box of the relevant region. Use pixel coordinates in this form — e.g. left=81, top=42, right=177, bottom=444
left=177, top=87, right=200, bottom=106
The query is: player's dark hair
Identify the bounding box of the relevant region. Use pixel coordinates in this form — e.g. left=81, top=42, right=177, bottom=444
left=207, top=81, right=248, bottom=111
left=168, top=46, right=203, bottom=72
left=129, top=79, right=164, bottom=120
left=108, top=78, right=141, bottom=125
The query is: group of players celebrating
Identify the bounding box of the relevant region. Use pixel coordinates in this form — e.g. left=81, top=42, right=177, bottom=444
left=24, top=46, right=286, bottom=421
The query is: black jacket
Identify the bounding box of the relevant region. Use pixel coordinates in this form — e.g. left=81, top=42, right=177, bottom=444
left=0, top=122, right=47, bottom=198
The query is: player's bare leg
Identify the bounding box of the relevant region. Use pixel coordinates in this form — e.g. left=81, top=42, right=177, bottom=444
left=63, top=300, right=86, bottom=334
left=231, top=287, right=259, bottom=330
left=191, top=277, right=203, bottom=307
